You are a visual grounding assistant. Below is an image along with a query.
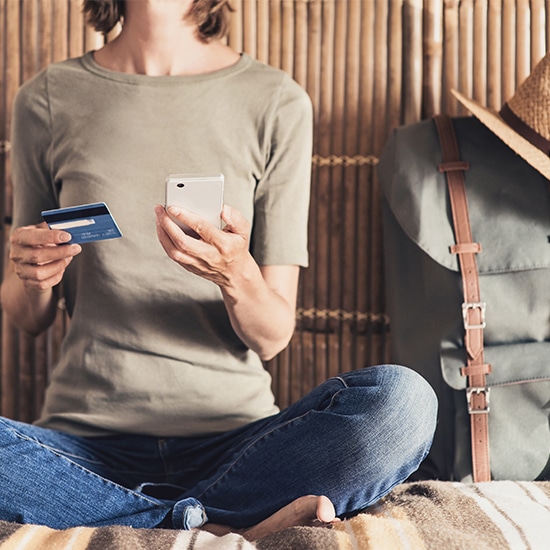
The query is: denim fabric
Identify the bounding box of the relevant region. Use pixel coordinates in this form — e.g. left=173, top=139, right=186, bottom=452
left=0, top=365, right=437, bottom=530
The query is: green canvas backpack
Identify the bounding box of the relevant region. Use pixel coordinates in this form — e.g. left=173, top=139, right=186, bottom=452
left=379, top=114, right=550, bottom=482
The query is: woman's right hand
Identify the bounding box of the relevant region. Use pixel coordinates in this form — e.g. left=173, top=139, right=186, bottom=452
left=9, top=222, right=82, bottom=292
left=1, top=222, right=82, bottom=334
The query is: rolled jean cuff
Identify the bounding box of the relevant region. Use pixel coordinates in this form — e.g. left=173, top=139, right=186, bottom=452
left=172, top=497, right=208, bottom=529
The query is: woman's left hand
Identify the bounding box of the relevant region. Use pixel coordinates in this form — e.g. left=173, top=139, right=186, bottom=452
left=154, top=203, right=250, bottom=286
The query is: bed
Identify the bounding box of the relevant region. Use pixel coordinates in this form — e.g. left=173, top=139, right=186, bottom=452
left=1, top=480, right=548, bottom=549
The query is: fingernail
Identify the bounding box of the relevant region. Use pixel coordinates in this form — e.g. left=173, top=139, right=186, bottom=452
left=59, top=232, right=72, bottom=242
left=168, top=206, right=181, bottom=216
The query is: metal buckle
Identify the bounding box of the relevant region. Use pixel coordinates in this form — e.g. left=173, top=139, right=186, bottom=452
left=462, top=302, right=486, bottom=330
left=466, top=387, right=490, bottom=414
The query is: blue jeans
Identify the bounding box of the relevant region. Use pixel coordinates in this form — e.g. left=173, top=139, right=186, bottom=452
left=0, top=365, right=437, bottom=530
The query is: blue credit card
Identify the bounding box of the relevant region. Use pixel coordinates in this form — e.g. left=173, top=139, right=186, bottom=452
left=41, top=202, right=122, bottom=244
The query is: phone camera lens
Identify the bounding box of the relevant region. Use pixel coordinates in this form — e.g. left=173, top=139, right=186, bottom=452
left=177, top=183, right=185, bottom=188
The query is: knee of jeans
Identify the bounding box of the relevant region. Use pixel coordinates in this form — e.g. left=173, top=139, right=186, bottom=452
left=336, top=365, right=438, bottom=451
left=377, top=364, right=436, bottom=417
left=380, top=367, right=438, bottom=480
left=343, top=364, right=436, bottom=413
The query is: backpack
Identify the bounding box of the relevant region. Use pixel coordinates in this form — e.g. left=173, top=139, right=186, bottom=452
left=378, top=114, right=550, bottom=482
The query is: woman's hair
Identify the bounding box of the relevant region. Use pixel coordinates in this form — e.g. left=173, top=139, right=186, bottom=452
left=82, top=0, right=233, bottom=42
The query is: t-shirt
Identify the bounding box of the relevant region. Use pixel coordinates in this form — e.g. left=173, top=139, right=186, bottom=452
left=10, top=52, right=313, bottom=437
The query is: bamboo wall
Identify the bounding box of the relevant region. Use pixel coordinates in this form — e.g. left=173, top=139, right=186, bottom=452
left=1, top=0, right=549, bottom=421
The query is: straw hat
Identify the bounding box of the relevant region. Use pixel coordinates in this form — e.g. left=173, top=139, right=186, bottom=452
left=451, top=51, right=550, bottom=181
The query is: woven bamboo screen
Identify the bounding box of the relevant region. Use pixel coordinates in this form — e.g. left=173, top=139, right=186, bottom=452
left=1, top=0, right=548, bottom=421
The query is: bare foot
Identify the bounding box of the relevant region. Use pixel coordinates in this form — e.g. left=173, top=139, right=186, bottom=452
left=202, top=495, right=337, bottom=541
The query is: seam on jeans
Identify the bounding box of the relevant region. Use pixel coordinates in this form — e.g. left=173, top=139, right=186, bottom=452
left=2, top=421, right=105, bottom=465
left=4, top=423, right=164, bottom=506
left=195, top=408, right=317, bottom=500
left=44, top=445, right=104, bottom=465
left=331, top=376, right=349, bottom=388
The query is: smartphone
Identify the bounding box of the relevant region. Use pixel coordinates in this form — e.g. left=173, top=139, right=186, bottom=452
left=165, top=173, right=224, bottom=238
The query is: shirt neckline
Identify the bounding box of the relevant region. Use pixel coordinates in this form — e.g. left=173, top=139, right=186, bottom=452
left=79, top=50, right=251, bottom=85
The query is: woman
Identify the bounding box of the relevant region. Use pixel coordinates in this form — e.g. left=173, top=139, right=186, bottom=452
left=0, top=0, right=437, bottom=540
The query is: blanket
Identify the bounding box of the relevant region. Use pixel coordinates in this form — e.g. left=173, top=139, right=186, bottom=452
left=1, top=481, right=549, bottom=549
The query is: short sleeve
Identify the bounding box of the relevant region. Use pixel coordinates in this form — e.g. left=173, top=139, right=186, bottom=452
left=250, top=74, right=313, bottom=267
left=10, top=70, right=58, bottom=229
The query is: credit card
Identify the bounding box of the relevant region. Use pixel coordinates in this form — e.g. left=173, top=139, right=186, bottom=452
left=41, top=202, right=122, bottom=244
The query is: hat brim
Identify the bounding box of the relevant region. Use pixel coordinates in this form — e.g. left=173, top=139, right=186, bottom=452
left=451, top=89, right=550, bottom=181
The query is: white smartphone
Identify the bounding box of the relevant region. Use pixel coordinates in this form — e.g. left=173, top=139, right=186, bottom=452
left=165, top=173, right=224, bottom=238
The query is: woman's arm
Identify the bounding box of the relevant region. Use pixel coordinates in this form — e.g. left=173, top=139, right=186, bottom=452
left=1, top=224, right=81, bottom=335
left=220, top=263, right=299, bottom=361
left=155, top=204, right=299, bottom=360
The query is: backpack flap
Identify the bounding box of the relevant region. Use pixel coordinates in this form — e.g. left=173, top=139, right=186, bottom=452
left=380, top=117, right=550, bottom=275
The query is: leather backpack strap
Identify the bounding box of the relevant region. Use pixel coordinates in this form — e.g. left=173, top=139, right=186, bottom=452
left=433, top=114, right=492, bottom=482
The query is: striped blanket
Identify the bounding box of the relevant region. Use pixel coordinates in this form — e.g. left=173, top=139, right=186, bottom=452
left=1, top=481, right=549, bottom=549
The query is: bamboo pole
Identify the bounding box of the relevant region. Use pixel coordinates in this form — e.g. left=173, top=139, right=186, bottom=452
left=327, top=0, right=347, bottom=378
left=281, top=0, right=294, bottom=75
left=242, top=0, right=256, bottom=58
left=515, top=0, right=530, bottom=87
left=487, top=0, right=503, bottom=109
left=442, top=0, right=459, bottom=116
left=38, top=0, right=52, bottom=68
left=352, top=2, right=368, bottom=370
left=402, top=0, right=423, bottom=123
left=501, top=0, right=516, bottom=103
left=356, top=0, right=375, bottom=369
left=256, top=0, right=269, bottom=64
left=21, top=0, right=39, bottom=81
left=368, top=0, right=392, bottom=366
left=3, top=0, right=21, bottom=219
left=228, top=0, right=243, bottom=53
left=0, top=318, right=18, bottom=419
left=386, top=0, right=403, bottom=133
left=52, top=0, right=68, bottom=63
left=457, top=0, right=474, bottom=115
left=313, top=0, right=336, bottom=384
left=340, top=0, right=361, bottom=373
left=68, top=0, right=84, bottom=58
left=473, top=0, right=488, bottom=104
left=268, top=0, right=282, bottom=69
left=531, top=0, right=546, bottom=68
left=423, top=0, right=443, bottom=118
left=293, top=0, right=308, bottom=88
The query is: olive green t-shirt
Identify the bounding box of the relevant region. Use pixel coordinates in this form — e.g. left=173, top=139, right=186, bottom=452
left=11, top=52, right=312, bottom=436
